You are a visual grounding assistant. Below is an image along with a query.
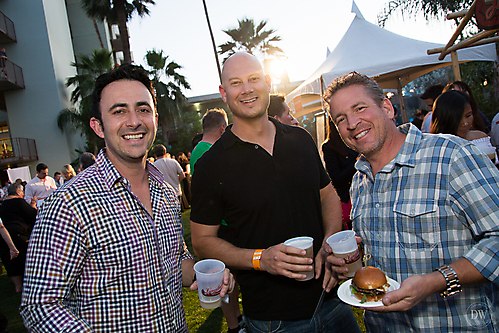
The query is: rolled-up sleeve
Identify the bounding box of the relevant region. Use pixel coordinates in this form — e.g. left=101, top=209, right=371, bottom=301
left=449, top=144, right=499, bottom=284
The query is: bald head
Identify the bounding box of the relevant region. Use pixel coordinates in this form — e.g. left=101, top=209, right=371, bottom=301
left=219, top=53, right=271, bottom=120
left=221, top=52, right=265, bottom=85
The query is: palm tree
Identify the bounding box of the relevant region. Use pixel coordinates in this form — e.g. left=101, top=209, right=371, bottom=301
left=218, top=18, right=284, bottom=63
left=81, top=0, right=155, bottom=64
left=144, top=50, right=190, bottom=145
left=58, top=49, right=113, bottom=154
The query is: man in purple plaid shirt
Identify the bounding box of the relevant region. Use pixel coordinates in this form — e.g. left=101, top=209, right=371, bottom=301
left=20, top=65, right=233, bottom=332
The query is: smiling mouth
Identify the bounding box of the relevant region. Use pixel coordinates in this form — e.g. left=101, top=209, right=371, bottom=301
left=241, top=97, right=257, bottom=104
left=123, top=134, right=145, bottom=140
left=354, top=129, right=369, bottom=140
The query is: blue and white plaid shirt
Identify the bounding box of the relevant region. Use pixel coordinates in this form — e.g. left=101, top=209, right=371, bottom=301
left=20, top=150, right=192, bottom=332
left=352, top=124, right=499, bottom=332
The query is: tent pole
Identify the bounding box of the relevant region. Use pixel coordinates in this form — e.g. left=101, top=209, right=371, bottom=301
left=451, top=51, right=462, bottom=81
left=397, top=78, right=408, bottom=124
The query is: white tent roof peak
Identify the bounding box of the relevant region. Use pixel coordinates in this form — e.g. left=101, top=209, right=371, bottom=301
left=286, top=10, right=497, bottom=110
left=351, top=0, right=365, bottom=20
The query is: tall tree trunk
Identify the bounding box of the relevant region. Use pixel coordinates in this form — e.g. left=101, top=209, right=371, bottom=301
left=114, top=0, right=132, bottom=64
left=202, top=0, right=222, bottom=84
left=93, top=19, right=105, bottom=49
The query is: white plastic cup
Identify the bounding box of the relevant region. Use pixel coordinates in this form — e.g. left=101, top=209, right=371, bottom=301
left=193, top=259, right=226, bottom=309
left=284, top=236, right=314, bottom=281
left=326, top=230, right=362, bottom=278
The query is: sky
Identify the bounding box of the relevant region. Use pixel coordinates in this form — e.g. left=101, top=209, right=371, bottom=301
left=128, top=0, right=457, bottom=98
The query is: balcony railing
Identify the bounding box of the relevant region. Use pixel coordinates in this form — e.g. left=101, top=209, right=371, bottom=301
left=0, top=11, right=16, bottom=43
left=0, top=59, right=24, bottom=90
left=0, top=138, right=38, bottom=166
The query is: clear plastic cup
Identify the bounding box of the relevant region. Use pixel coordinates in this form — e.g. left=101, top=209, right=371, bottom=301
left=193, top=259, right=226, bottom=309
left=284, top=236, right=314, bottom=281
left=326, top=230, right=362, bottom=278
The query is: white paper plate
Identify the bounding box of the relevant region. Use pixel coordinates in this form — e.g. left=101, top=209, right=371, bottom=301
left=337, top=277, right=400, bottom=308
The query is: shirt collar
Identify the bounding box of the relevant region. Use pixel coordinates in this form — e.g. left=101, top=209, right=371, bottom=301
left=95, top=149, right=166, bottom=190
left=356, top=123, right=421, bottom=174
left=221, top=116, right=291, bottom=150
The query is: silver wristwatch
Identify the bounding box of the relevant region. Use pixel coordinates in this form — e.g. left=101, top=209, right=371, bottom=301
left=435, top=265, right=462, bottom=298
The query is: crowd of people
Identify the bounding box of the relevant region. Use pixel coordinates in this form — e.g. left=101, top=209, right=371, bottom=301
left=0, top=54, right=498, bottom=333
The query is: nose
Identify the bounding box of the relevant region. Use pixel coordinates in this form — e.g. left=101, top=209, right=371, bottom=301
left=241, top=80, right=254, bottom=94
left=346, top=114, right=360, bottom=130
left=126, top=110, right=142, bottom=128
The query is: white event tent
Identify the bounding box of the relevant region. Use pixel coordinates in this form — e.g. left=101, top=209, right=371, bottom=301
left=286, top=1, right=498, bottom=120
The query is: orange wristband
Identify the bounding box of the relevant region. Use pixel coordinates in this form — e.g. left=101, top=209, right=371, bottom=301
left=252, top=249, right=264, bottom=271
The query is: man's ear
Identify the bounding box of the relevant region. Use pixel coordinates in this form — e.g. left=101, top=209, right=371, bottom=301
left=90, top=117, right=105, bottom=139
left=219, top=85, right=227, bottom=103
left=381, top=98, right=395, bottom=120
left=265, top=74, right=272, bottom=91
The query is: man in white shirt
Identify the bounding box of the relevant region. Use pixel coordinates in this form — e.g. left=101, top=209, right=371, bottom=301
left=152, top=145, right=185, bottom=201
left=25, top=163, right=57, bottom=204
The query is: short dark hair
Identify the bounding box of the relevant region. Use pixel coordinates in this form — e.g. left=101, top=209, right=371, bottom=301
left=268, top=94, right=286, bottom=118
left=431, top=90, right=471, bottom=135
left=8, top=183, right=22, bottom=196
left=54, top=171, right=62, bottom=177
left=420, top=84, right=444, bottom=101
left=91, top=64, right=156, bottom=123
left=202, top=108, right=227, bottom=133
left=324, top=72, right=385, bottom=113
left=36, top=163, right=48, bottom=172
left=152, top=144, right=167, bottom=158
left=79, top=152, right=96, bottom=171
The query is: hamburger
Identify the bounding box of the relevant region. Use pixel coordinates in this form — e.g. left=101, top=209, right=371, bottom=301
left=350, top=266, right=391, bottom=303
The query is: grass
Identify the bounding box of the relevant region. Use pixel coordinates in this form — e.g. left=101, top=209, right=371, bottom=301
left=0, top=209, right=365, bottom=332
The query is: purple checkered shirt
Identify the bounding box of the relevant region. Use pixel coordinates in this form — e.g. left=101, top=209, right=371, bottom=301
left=20, top=150, right=192, bottom=332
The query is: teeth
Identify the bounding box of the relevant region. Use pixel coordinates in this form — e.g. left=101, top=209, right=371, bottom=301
left=242, top=98, right=256, bottom=103
left=355, top=130, right=368, bottom=139
left=124, top=134, right=144, bottom=140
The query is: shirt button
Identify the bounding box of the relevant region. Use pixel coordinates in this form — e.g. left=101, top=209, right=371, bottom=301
left=375, top=203, right=380, bottom=208
left=255, top=145, right=259, bottom=149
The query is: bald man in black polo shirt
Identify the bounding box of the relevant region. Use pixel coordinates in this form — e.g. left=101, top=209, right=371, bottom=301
left=190, top=53, right=360, bottom=332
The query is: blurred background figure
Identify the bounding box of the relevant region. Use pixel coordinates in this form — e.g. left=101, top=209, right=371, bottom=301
left=61, top=164, right=76, bottom=182
left=321, top=119, right=358, bottom=230
left=442, top=80, right=490, bottom=133
left=0, top=183, right=37, bottom=293
left=420, top=84, right=444, bottom=133
left=24, top=163, right=56, bottom=205
left=78, top=152, right=96, bottom=173
left=53, top=172, right=63, bottom=188
left=176, top=152, right=191, bottom=209
left=411, top=109, right=428, bottom=130
left=431, top=90, right=496, bottom=162
left=268, top=94, right=299, bottom=126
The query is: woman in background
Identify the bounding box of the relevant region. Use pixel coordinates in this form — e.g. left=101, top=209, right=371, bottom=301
left=321, top=119, right=358, bottom=230
left=61, top=164, right=76, bottom=182
left=0, top=183, right=37, bottom=293
left=431, top=90, right=496, bottom=162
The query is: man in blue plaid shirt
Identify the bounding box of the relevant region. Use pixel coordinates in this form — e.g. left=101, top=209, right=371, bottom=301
left=325, top=72, right=499, bottom=332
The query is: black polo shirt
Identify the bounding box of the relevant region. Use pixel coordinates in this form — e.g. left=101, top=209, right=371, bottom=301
left=190, top=117, right=332, bottom=321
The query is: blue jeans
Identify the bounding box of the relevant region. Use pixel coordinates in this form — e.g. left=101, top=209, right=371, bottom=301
left=245, top=298, right=361, bottom=333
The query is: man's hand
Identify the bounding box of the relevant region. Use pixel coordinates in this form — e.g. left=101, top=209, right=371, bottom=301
left=189, top=268, right=235, bottom=298
left=9, top=246, right=19, bottom=260
left=324, top=236, right=362, bottom=279
left=30, top=197, right=38, bottom=209
left=368, top=272, right=444, bottom=312
left=315, top=241, right=339, bottom=292
left=259, top=244, right=313, bottom=280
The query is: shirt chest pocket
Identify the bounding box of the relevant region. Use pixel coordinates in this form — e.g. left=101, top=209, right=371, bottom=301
left=393, top=201, right=440, bottom=251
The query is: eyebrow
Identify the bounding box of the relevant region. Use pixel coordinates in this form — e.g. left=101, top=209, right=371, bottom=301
left=108, top=101, right=152, bottom=112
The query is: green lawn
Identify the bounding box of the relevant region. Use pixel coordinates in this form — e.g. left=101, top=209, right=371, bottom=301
left=0, top=209, right=365, bottom=332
